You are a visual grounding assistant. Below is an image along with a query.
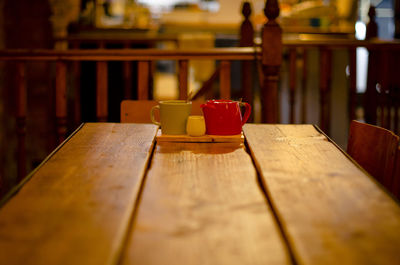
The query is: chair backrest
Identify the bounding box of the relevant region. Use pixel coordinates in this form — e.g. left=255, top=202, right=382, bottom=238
left=120, top=100, right=204, bottom=123
left=347, top=120, right=399, bottom=189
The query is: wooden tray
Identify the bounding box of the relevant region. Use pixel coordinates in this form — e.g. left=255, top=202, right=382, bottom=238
left=156, top=130, right=244, bottom=143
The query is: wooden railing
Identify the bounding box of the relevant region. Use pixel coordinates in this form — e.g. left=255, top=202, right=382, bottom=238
left=282, top=39, right=400, bottom=134
left=55, top=33, right=179, bottom=50
left=0, top=48, right=257, bottom=181
left=3, top=38, right=400, bottom=181
left=3, top=0, right=400, bottom=191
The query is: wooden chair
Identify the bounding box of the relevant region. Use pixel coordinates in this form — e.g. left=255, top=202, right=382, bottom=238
left=347, top=120, right=399, bottom=191
left=120, top=100, right=204, bottom=123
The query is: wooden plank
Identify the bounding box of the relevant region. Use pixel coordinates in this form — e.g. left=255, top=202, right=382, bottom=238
left=244, top=124, right=400, bottom=265
left=3, top=45, right=400, bottom=62
left=219, top=60, right=231, bottom=99
left=0, top=123, right=158, bottom=265
left=121, top=142, right=290, bottom=265
left=96, top=61, right=108, bottom=122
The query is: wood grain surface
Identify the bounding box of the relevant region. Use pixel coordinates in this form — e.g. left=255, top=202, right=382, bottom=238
left=244, top=124, right=400, bottom=265
left=0, top=123, right=158, bottom=265
left=121, top=142, right=290, bottom=265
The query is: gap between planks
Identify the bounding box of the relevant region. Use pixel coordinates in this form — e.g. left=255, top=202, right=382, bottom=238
left=114, top=129, right=159, bottom=265
left=243, top=134, right=299, bottom=265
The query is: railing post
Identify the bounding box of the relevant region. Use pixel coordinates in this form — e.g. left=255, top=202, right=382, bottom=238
left=393, top=0, right=400, bottom=133
left=16, top=62, right=27, bottom=181
left=178, top=60, right=188, bottom=100
left=364, top=5, right=379, bottom=125
left=240, top=1, right=254, bottom=119
left=220, top=60, right=231, bottom=99
left=289, top=48, right=297, bottom=123
left=301, top=48, right=308, bottom=124
left=379, top=50, right=390, bottom=129
left=395, top=0, right=400, bottom=38
left=96, top=61, right=108, bottom=122
left=348, top=48, right=357, bottom=122
left=56, top=61, right=68, bottom=144
left=123, top=42, right=133, bottom=99
left=137, top=61, right=150, bottom=100
left=261, top=0, right=282, bottom=123
left=240, top=1, right=254, bottom=47
left=319, top=48, right=332, bottom=134
left=366, top=6, right=378, bottom=40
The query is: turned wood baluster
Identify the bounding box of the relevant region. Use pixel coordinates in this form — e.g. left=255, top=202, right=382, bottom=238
left=261, top=0, right=282, bottom=123
left=220, top=60, right=231, bottom=99
left=395, top=0, right=400, bottom=38
left=96, top=61, right=108, bottom=122
left=319, top=48, right=332, bottom=134
left=56, top=61, right=68, bottom=144
left=366, top=5, right=378, bottom=40
left=16, top=62, right=27, bottom=181
left=289, top=48, right=297, bottom=123
left=179, top=60, right=188, bottom=99
left=240, top=1, right=254, bottom=111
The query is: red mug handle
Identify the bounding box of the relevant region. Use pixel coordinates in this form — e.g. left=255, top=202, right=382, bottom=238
left=240, top=102, right=251, bottom=126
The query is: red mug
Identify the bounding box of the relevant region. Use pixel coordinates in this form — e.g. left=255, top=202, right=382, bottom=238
left=200, top=100, right=251, bottom=135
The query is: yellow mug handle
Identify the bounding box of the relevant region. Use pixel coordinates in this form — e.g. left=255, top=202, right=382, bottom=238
left=150, top=105, right=161, bottom=126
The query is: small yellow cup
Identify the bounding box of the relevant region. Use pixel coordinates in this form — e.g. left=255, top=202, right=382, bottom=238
left=186, top=115, right=206, bottom=137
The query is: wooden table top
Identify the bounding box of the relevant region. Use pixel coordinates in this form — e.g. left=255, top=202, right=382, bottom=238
left=0, top=123, right=399, bottom=265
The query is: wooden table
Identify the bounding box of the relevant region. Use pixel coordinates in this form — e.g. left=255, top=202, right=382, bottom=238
left=1, top=123, right=400, bottom=265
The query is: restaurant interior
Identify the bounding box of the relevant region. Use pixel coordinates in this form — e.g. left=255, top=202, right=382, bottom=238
left=0, top=0, right=399, bottom=196
left=1, top=1, right=400, bottom=264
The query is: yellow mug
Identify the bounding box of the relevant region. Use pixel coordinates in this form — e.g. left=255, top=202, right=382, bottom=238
left=186, top=115, right=206, bottom=137
left=151, top=100, right=192, bottom=135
